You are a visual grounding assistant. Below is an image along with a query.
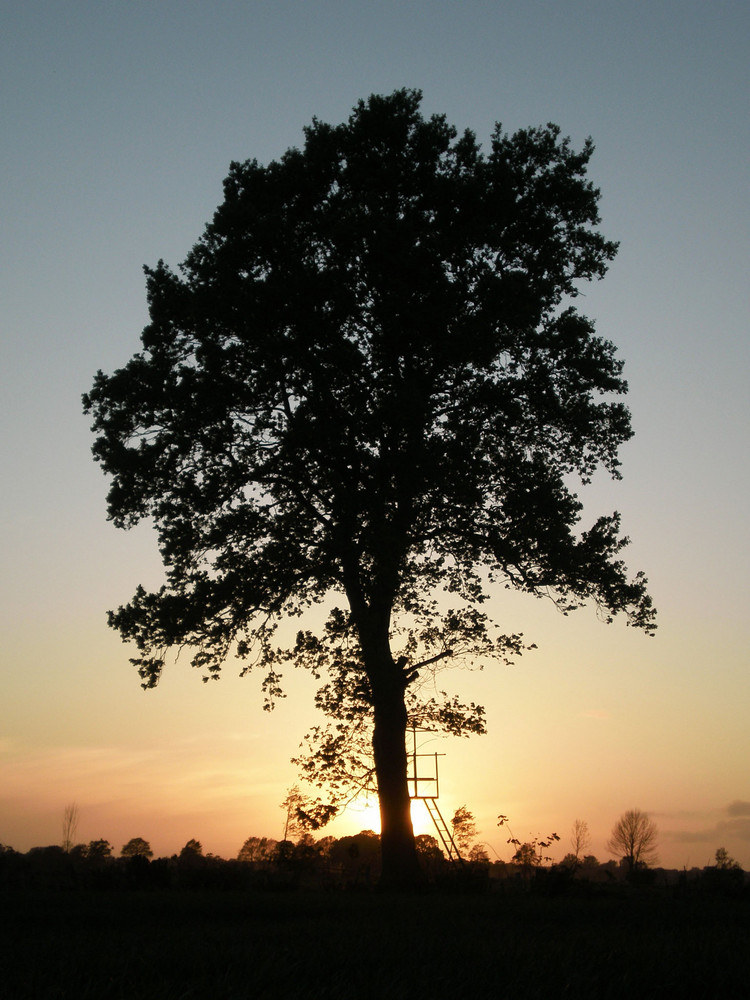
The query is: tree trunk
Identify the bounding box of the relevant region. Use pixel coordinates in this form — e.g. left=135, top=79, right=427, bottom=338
left=371, top=683, right=423, bottom=888
left=349, top=584, right=422, bottom=887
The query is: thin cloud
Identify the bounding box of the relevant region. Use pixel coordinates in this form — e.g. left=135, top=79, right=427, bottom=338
left=578, top=709, right=610, bottom=720
left=717, top=817, right=750, bottom=841
left=664, top=801, right=750, bottom=846
left=667, top=829, right=714, bottom=844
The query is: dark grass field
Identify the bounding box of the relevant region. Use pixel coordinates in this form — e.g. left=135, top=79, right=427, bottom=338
left=2, top=887, right=748, bottom=999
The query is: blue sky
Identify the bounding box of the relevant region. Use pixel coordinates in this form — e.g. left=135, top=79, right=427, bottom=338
left=1, top=0, right=748, bottom=865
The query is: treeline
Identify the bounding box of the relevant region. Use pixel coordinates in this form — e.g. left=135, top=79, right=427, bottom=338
left=1, top=834, right=746, bottom=895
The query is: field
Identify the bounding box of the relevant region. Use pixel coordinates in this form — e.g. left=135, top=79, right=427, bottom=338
left=2, top=886, right=748, bottom=999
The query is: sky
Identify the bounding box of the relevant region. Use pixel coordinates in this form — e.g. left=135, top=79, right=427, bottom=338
left=1, top=0, right=748, bottom=869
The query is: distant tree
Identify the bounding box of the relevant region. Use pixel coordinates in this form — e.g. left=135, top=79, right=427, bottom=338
left=280, top=786, right=307, bottom=841
left=468, top=843, right=490, bottom=863
left=293, top=832, right=319, bottom=868
left=315, top=835, right=337, bottom=859
left=328, top=830, right=381, bottom=882
left=499, top=814, right=560, bottom=868
left=271, top=840, right=296, bottom=866
left=560, top=849, right=599, bottom=874
left=61, top=802, right=79, bottom=853
left=607, top=808, right=658, bottom=874
left=237, top=836, right=276, bottom=863
left=713, top=846, right=741, bottom=871
left=511, top=842, right=541, bottom=871
left=180, top=838, right=203, bottom=858
left=451, top=805, right=479, bottom=856
left=703, top=846, right=744, bottom=892
left=414, top=833, right=446, bottom=879
left=84, top=89, right=655, bottom=887
left=570, top=818, right=591, bottom=862
left=86, top=839, right=113, bottom=860
left=415, top=833, right=444, bottom=860
left=121, top=837, right=153, bottom=859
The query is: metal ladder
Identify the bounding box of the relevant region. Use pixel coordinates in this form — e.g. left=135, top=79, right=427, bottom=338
left=423, top=798, right=464, bottom=865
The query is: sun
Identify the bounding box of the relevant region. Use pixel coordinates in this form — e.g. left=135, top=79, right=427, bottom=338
left=343, top=797, right=435, bottom=838
left=348, top=797, right=381, bottom=833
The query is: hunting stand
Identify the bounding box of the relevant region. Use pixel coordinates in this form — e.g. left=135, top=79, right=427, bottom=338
left=407, top=722, right=464, bottom=864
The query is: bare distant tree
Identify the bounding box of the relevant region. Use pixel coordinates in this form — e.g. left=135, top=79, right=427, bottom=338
left=571, top=818, right=591, bottom=861
left=607, top=808, right=658, bottom=873
left=61, top=802, right=79, bottom=853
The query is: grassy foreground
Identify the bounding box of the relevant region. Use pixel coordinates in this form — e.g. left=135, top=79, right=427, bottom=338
left=1, top=886, right=747, bottom=999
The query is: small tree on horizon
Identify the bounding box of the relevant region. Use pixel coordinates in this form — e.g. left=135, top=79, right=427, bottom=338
left=238, top=836, right=277, bottom=863
left=570, top=818, right=591, bottom=863
left=179, top=838, right=203, bottom=858
left=121, top=837, right=153, bottom=859
left=85, top=839, right=113, bottom=861
left=607, top=808, right=658, bottom=874
left=451, top=805, right=479, bottom=856
left=280, top=786, right=309, bottom=841
left=61, top=802, right=79, bottom=854
left=713, top=846, right=741, bottom=871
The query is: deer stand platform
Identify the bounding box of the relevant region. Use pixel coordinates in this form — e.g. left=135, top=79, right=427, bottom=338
left=407, top=723, right=464, bottom=866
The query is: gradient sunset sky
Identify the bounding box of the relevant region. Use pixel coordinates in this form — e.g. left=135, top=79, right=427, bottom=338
left=2, top=0, right=748, bottom=868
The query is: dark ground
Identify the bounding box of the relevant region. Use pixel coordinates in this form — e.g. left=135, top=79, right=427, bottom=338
left=1, top=886, right=748, bottom=999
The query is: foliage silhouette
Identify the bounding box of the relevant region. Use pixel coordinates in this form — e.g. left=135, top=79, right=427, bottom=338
left=179, top=838, right=203, bottom=858
left=451, top=805, right=479, bottom=855
left=713, top=846, right=740, bottom=871
left=84, top=839, right=114, bottom=860
left=237, top=836, right=277, bottom=863
left=84, top=89, right=655, bottom=887
left=121, top=837, right=153, bottom=858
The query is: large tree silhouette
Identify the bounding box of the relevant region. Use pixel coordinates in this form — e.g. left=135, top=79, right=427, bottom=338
left=84, top=90, right=655, bottom=887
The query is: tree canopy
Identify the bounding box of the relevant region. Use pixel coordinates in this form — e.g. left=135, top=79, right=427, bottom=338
left=121, top=837, right=153, bottom=859
left=84, top=89, right=655, bottom=886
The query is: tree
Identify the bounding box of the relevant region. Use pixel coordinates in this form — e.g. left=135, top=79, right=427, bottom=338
left=703, top=846, right=743, bottom=892
left=498, top=813, right=559, bottom=868
left=607, top=808, right=658, bottom=874
left=61, top=802, right=79, bottom=853
left=121, top=837, right=153, bottom=859
left=179, top=838, right=203, bottom=858
left=415, top=833, right=443, bottom=860
left=85, top=839, right=113, bottom=861
left=713, top=846, right=741, bottom=871
left=511, top=842, right=541, bottom=869
left=237, top=835, right=277, bottom=863
left=510, top=833, right=560, bottom=868
left=83, top=89, right=655, bottom=887
left=451, top=805, right=479, bottom=856
left=570, top=818, right=591, bottom=863
left=280, top=785, right=308, bottom=841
